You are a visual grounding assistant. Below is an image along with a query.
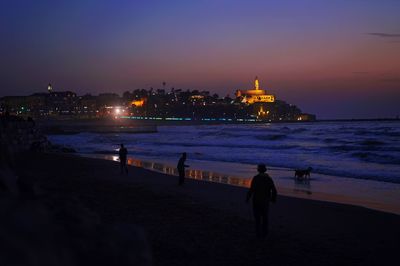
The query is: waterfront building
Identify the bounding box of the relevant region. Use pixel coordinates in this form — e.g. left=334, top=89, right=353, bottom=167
left=48, top=91, right=77, bottom=115
left=131, top=99, right=145, bottom=107
left=297, top=113, right=316, bottom=121
left=0, top=78, right=315, bottom=121
left=235, top=77, right=275, bottom=104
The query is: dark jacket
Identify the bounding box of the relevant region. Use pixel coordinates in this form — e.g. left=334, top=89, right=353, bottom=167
left=177, top=157, right=188, bottom=172
left=119, top=147, right=128, bottom=160
left=247, top=173, right=277, bottom=204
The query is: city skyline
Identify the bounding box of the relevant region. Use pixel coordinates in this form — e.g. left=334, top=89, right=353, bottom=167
left=1, top=0, right=400, bottom=119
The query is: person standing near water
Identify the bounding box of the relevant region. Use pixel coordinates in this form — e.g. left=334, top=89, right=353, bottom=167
left=246, top=164, right=277, bottom=238
left=119, top=144, right=128, bottom=175
left=177, top=152, right=189, bottom=185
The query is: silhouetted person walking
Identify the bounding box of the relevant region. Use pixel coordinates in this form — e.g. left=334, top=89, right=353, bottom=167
left=177, top=152, right=189, bottom=185
left=246, top=164, right=277, bottom=238
left=119, top=144, right=128, bottom=175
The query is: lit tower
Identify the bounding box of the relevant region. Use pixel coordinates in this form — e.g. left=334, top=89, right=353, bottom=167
left=255, top=76, right=260, bottom=90
left=47, top=83, right=53, bottom=93
left=235, top=76, right=275, bottom=104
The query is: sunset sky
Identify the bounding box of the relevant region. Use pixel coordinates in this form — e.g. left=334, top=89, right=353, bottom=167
left=1, top=0, right=399, bottom=119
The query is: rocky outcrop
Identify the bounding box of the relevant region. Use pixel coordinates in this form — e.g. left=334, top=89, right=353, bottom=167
left=0, top=115, right=50, bottom=158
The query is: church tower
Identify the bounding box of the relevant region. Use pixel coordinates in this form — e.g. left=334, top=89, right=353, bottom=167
left=255, top=76, right=260, bottom=90
left=235, top=76, right=275, bottom=104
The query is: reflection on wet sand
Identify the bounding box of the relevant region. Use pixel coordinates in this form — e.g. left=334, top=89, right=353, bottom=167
left=108, top=155, right=252, bottom=187
left=293, top=179, right=312, bottom=195
left=82, top=154, right=400, bottom=215
left=98, top=155, right=314, bottom=196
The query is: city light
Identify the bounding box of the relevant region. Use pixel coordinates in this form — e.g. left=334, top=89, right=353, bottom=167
left=131, top=99, right=144, bottom=107
left=0, top=77, right=315, bottom=121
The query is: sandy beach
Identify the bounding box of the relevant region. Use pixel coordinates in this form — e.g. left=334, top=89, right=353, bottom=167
left=11, top=152, right=400, bottom=266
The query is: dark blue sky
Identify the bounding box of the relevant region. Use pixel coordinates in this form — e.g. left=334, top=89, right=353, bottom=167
left=1, top=0, right=400, bottom=118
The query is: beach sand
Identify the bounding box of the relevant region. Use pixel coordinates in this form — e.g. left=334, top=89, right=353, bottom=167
left=14, top=152, right=400, bottom=266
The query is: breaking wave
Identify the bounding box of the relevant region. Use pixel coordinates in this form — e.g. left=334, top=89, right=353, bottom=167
left=48, top=120, right=400, bottom=184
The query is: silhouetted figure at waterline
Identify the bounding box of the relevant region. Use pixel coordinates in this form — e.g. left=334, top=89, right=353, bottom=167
left=246, top=164, right=277, bottom=238
left=177, top=152, right=189, bottom=185
left=119, top=144, right=128, bottom=175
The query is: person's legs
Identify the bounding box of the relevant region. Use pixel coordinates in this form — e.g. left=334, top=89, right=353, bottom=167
left=253, top=205, right=262, bottom=237
left=120, top=159, right=127, bottom=175
left=178, top=170, right=184, bottom=185
left=124, top=159, right=128, bottom=174
left=261, top=204, right=270, bottom=237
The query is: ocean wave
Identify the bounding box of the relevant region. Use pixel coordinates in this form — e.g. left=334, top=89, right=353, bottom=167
left=329, top=145, right=364, bottom=152
left=328, top=144, right=400, bottom=153
left=173, top=154, right=400, bottom=184
left=351, top=152, right=400, bottom=165
left=359, top=139, right=386, bottom=146
left=374, top=132, right=400, bottom=137
left=375, top=126, right=393, bottom=131
left=323, top=138, right=337, bottom=143
left=141, top=141, right=300, bottom=150
left=312, top=168, right=400, bottom=184
left=353, top=130, right=369, bottom=136
left=256, top=134, right=287, bottom=141
left=49, top=121, right=400, bottom=184
left=354, top=130, right=400, bottom=138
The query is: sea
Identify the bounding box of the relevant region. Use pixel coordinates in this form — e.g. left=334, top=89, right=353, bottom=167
left=48, top=120, right=400, bottom=214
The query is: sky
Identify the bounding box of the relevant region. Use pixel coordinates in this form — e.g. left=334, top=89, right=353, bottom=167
left=1, top=0, right=399, bottom=119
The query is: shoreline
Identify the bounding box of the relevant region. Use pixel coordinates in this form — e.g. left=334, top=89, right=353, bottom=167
left=46, top=120, right=400, bottom=185
left=14, top=152, right=400, bottom=265
left=35, top=116, right=400, bottom=125
left=83, top=153, right=400, bottom=215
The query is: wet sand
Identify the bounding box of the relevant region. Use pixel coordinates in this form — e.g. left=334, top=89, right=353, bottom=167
left=86, top=154, right=400, bottom=215
left=16, top=152, right=400, bottom=266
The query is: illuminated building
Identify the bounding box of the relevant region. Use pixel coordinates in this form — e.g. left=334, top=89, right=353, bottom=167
left=190, top=95, right=205, bottom=100
left=99, top=105, right=129, bottom=118
left=297, top=113, right=316, bottom=121
left=257, top=105, right=269, bottom=117
left=235, top=77, right=275, bottom=104
left=0, top=78, right=315, bottom=121
left=48, top=91, right=77, bottom=115
left=131, top=99, right=145, bottom=107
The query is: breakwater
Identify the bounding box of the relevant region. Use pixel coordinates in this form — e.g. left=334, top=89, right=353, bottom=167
left=37, top=118, right=158, bottom=134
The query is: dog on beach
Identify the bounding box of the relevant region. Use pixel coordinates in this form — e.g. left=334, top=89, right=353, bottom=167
left=294, top=167, right=313, bottom=180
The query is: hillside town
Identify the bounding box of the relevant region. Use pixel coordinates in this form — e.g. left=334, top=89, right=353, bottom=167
left=0, top=78, right=315, bottom=122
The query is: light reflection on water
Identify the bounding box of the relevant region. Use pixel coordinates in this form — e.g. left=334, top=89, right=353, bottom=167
left=108, top=154, right=314, bottom=196
left=109, top=155, right=252, bottom=188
